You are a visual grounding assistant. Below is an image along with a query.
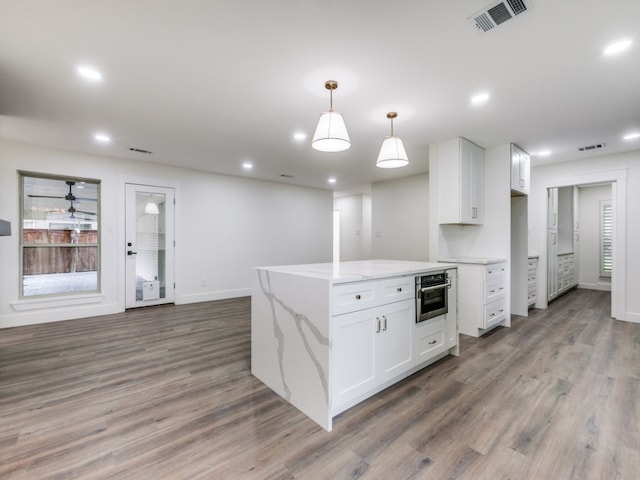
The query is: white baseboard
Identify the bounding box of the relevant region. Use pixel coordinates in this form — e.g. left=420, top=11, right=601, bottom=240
left=620, top=311, right=640, bottom=323
left=177, top=288, right=251, bottom=305
left=578, top=283, right=612, bottom=292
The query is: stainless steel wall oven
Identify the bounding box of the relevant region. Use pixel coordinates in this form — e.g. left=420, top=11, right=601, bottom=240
left=415, top=272, right=450, bottom=323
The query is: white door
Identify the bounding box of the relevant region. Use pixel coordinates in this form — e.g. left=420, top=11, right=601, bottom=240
left=125, top=184, right=175, bottom=308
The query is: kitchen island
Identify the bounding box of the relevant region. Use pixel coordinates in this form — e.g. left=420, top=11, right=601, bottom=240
left=251, top=260, right=458, bottom=431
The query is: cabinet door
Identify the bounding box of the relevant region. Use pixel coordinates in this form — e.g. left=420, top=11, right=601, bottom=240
left=331, top=309, right=377, bottom=409
left=460, top=139, right=484, bottom=224
left=438, top=137, right=484, bottom=225
left=377, top=299, right=413, bottom=383
left=511, top=145, right=530, bottom=195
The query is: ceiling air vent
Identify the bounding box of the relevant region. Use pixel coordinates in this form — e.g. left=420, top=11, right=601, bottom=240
left=578, top=143, right=606, bottom=152
left=470, top=0, right=528, bottom=32
left=129, top=147, right=153, bottom=154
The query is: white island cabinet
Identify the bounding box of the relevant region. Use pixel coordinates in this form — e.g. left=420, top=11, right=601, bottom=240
left=251, top=260, right=458, bottom=431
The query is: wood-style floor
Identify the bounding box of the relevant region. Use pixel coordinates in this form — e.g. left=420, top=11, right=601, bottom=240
left=1, top=289, right=638, bottom=479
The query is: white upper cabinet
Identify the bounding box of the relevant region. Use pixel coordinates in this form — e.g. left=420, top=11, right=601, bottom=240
left=438, top=137, right=485, bottom=225
left=510, top=144, right=530, bottom=195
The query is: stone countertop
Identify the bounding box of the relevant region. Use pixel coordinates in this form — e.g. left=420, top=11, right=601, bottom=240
left=255, top=259, right=456, bottom=284
left=438, top=257, right=507, bottom=265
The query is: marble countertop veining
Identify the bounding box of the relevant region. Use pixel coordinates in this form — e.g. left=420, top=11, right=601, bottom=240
left=255, top=259, right=456, bottom=284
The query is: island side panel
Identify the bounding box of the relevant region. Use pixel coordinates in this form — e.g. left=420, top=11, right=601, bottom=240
left=251, top=268, right=332, bottom=430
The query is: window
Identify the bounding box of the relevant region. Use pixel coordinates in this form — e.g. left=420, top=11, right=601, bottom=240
left=20, top=172, right=100, bottom=297
left=600, top=200, right=612, bottom=277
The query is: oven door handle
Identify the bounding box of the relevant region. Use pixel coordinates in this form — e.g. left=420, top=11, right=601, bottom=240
left=419, top=281, right=451, bottom=294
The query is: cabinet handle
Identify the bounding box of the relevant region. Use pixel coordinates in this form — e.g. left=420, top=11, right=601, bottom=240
left=489, top=289, right=496, bottom=294
left=355, top=294, right=361, bottom=300
left=376, top=317, right=381, bottom=333
left=489, top=313, right=496, bottom=317
left=397, top=287, right=402, bottom=292
left=472, top=207, right=478, bottom=219
left=383, top=315, right=387, bottom=331
left=429, top=339, right=437, bottom=345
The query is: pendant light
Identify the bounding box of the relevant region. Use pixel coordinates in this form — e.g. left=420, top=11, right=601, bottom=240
left=144, top=202, right=159, bottom=215
left=376, top=112, right=409, bottom=168
left=312, top=80, right=351, bottom=152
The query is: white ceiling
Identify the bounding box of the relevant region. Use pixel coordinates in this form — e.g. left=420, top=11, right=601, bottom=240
left=1, top=0, right=639, bottom=194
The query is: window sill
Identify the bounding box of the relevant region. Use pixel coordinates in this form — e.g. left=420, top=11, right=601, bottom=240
left=11, top=293, right=106, bottom=311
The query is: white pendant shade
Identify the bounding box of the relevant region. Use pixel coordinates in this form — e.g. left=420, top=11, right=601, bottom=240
left=376, top=136, right=409, bottom=168
left=145, top=202, right=160, bottom=214
left=312, top=111, right=351, bottom=152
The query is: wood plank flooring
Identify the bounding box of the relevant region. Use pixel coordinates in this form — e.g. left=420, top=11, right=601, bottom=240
left=1, top=289, right=638, bottom=479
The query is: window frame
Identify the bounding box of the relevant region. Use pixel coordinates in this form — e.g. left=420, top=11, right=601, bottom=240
left=19, top=171, right=101, bottom=298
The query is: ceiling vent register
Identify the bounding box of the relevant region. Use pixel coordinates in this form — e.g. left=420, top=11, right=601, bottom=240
left=470, top=0, right=528, bottom=32
left=578, top=143, right=606, bottom=152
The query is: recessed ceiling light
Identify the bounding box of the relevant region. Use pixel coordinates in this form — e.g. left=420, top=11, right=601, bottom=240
left=328, top=177, right=337, bottom=184
left=534, top=150, right=551, bottom=157
left=623, top=132, right=640, bottom=140
left=94, top=133, right=111, bottom=143
left=242, top=161, right=254, bottom=170
left=77, top=65, right=102, bottom=81
left=293, top=132, right=307, bottom=141
left=471, top=92, right=490, bottom=105
left=603, top=39, right=632, bottom=56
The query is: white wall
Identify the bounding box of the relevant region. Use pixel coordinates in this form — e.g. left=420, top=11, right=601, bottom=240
left=0, top=138, right=332, bottom=328
left=530, top=149, right=639, bottom=322
left=334, top=194, right=371, bottom=261
left=577, top=184, right=612, bottom=291
left=371, top=174, right=429, bottom=261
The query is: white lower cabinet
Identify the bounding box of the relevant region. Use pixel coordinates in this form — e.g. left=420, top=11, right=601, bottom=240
left=454, top=261, right=508, bottom=337
left=548, top=252, right=577, bottom=301
left=331, top=270, right=458, bottom=415
left=414, top=317, right=447, bottom=363
left=331, top=298, right=413, bottom=412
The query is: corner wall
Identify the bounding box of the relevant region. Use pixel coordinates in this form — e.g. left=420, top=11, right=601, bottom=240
left=371, top=174, right=429, bottom=261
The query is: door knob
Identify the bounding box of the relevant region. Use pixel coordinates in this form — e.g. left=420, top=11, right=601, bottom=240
left=127, top=250, right=138, bottom=256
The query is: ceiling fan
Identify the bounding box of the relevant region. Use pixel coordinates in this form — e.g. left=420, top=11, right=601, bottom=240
left=29, top=180, right=97, bottom=218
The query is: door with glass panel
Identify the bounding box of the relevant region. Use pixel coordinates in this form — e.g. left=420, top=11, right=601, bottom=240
left=125, top=184, right=175, bottom=308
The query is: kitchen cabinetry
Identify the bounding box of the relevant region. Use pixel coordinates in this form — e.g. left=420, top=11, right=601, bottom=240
left=438, top=137, right=484, bottom=225
left=443, top=260, right=507, bottom=337
left=547, top=187, right=579, bottom=301
left=527, top=256, right=538, bottom=307
left=332, top=297, right=413, bottom=411
left=251, top=260, right=459, bottom=431
left=557, top=253, right=577, bottom=293
left=510, top=144, right=530, bottom=195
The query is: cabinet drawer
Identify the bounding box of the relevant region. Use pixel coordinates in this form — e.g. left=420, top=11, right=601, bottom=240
left=485, top=278, right=506, bottom=303
left=527, top=258, right=538, bottom=270
left=379, top=276, right=414, bottom=303
left=332, top=281, right=377, bottom=315
left=414, top=318, right=447, bottom=362
left=485, top=263, right=507, bottom=281
left=484, top=299, right=506, bottom=329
